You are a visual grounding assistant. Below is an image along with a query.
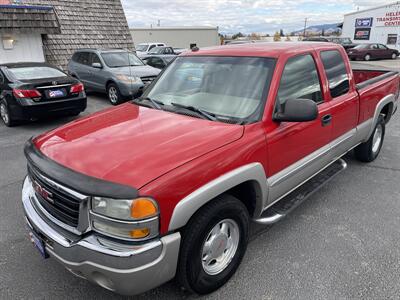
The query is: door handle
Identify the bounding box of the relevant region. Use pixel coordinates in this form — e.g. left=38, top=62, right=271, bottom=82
left=321, top=114, right=332, bottom=126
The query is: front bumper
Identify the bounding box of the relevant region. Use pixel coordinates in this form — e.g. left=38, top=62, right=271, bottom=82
left=22, top=176, right=181, bottom=296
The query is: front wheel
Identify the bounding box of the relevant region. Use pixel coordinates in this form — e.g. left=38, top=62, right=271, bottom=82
left=107, top=83, right=122, bottom=105
left=354, top=115, right=385, bottom=162
left=177, top=194, right=249, bottom=294
left=392, top=53, right=398, bottom=60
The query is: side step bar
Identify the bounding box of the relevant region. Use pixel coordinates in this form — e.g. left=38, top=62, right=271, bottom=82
left=254, top=158, right=347, bottom=225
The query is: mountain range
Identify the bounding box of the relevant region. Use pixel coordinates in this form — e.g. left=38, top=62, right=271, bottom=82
left=291, top=23, right=342, bottom=35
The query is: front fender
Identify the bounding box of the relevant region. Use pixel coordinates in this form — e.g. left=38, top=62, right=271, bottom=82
left=168, top=163, right=268, bottom=231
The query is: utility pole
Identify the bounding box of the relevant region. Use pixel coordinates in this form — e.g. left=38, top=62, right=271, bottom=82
left=303, top=18, right=308, bottom=37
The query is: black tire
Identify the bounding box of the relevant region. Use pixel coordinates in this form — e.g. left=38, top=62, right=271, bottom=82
left=354, top=115, right=385, bottom=162
left=177, top=194, right=249, bottom=295
left=0, top=100, right=16, bottom=127
left=107, top=83, right=122, bottom=105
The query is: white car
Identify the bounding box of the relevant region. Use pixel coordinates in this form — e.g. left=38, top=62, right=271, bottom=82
left=136, top=42, right=166, bottom=57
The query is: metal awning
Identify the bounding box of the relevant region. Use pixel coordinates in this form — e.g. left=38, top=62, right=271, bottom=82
left=0, top=4, right=61, bottom=34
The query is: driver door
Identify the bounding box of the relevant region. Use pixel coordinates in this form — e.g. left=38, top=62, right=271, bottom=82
left=266, top=53, right=332, bottom=203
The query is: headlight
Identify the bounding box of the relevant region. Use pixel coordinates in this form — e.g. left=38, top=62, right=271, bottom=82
left=91, top=197, right=159, bottom=240
left=116, top=74, right=142, bottom=84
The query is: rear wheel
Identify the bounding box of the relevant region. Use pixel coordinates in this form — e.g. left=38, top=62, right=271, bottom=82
left=354, top=115, right=385, bottom=162
left=177, top=194, right=249, bottom=294
left=107, top=83, right=122, bottom=105
left=0, top=100, right=16, bottom=127
left=392, top=52, right=398, bottom=59
left=364, top=54, right=371, bottom=61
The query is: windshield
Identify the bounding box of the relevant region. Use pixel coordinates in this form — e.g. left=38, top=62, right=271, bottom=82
left=136, top=44, right=148, bottom=52
left=354, top=44, right=369, bottom=49
left=148, top=47, right=163, bottom=54
left=143, top=56, right=275, bottom=122
left=101, top=52, right=143, bottom=67
left=340, top=38, right=352, bottom=44
left=7, top=66, right=67, bottom=80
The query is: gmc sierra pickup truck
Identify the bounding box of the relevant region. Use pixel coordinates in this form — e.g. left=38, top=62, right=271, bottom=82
left=22, top=43, right=399, bottom=296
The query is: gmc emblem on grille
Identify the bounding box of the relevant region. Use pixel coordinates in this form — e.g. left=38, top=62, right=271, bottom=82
left=33, top=180, right=54, bottom=204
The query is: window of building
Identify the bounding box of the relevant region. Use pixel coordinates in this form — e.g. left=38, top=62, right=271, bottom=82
left=387, top=34, right=397, bottom=45
left=276, top=54, right=323, bottom=111
left=320, top=50, right=350, bottom=98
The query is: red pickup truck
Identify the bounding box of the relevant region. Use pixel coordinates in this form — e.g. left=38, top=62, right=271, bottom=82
left=22, top=43, right=399, bottom=296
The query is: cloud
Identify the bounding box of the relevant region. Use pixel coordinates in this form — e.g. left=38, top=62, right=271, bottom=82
left=121, top=0, right=396, bottom=34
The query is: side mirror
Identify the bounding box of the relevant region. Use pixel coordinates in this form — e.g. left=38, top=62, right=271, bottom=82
left=92, top=62, right=102, bottom=69
left=274, top=99, right=318, bottom=122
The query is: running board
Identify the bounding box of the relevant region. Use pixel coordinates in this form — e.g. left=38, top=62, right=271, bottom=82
left=254, top=158, right=347, bottom=225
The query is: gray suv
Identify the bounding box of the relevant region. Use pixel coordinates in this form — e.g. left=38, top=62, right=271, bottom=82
left=68, top=49, right=160, bottom=105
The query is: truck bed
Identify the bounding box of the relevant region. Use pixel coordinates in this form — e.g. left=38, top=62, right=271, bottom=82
left=353, top=69, right=399, bottom=124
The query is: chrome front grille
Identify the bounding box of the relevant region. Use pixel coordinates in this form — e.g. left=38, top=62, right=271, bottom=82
left=141, top=76, right=157, bottom=85
left=28, top=166, right=86, bottom=229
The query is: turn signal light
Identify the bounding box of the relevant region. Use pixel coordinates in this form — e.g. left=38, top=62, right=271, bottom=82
left=130, top=198, right=158, bottom=219
left=13, top=89, right=41, bottom=99
left=130, top=228, right=150, bottom=238
left=70, top=83, right=84, bottom=93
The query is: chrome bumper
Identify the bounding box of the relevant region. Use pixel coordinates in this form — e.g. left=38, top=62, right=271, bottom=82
left=22, top=176, right=181, bottom=295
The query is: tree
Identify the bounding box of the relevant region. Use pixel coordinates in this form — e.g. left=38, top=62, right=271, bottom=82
left=321, top=28, right=325, bottom=36
left=274, top=31, right=281, bottom=41
left=285, top=34, right=291, bottom=41
left=249, top=32, right=261, bottom=40
left=280, top=29, right=284, bottom=37
left=232, top=32, right=245, bottom=40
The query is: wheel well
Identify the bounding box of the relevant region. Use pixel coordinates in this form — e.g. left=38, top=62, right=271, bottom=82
left=380, top=103, right=393, bottom=123
left=224, top=180, right=259, bottom=217
left=106, top=80, right=116, bottom=89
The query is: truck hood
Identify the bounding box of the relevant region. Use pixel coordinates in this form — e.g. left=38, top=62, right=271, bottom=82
left=34, top=103, right=244, bottom=190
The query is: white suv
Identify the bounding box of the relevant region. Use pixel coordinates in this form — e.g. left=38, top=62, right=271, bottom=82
left=135, top=43, right=166, bottom=57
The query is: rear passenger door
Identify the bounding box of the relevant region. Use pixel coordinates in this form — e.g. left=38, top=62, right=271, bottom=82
left=320, top=49, right=359, bottom=157
left=266, top=53, right=332, bottom=202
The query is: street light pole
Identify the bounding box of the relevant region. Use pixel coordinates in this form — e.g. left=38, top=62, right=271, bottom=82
left=303, top=18, right=308, bottom=37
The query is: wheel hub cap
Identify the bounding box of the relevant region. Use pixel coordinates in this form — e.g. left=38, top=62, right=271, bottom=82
left=201, top=219, right=240, bottom=275
left=372, top=124, right=383, bottom=153
left=109, top=87, right=118, bottom=103
left=1, top=104, right=8, bottom=124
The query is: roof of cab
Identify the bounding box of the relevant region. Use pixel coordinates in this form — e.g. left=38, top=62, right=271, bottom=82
left=182, top=42, right=341, bottom=58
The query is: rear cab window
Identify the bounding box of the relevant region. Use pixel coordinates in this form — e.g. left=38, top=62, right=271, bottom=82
left=275, top=53, right=323, bottom=114
left=320, top=50, right=350, bottom=98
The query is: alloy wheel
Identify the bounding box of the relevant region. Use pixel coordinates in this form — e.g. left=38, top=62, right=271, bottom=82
left=201, top=219, right=240, bottom=275
left=0, top=103, right=9, bottom=125
left=372, top=123, right=383, bottom=154
left=108, top=86, right=119, bottom=104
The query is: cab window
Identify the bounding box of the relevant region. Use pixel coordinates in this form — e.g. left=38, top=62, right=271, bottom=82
left=276, top=54, right=323, bottom=112
left=320, top=50, right=350, bottom=98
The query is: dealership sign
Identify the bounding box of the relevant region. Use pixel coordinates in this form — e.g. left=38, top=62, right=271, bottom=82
left=355, top=17, right=373, bottom=28
left=354, top=28, right=371, bottom=40
left=376, top=10, right=400, bottom=27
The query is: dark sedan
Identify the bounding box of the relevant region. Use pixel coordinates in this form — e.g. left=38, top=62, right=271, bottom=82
left=0, top=62, right=86, bottom=127
left=347, top=43, right=399, bottom=61
left=142, top=55, right=176, bottom=69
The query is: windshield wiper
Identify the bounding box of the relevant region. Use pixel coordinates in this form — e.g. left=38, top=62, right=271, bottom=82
left=170, top=102, right=217, bottom=121
left=134, top=97, right=164, bottom=110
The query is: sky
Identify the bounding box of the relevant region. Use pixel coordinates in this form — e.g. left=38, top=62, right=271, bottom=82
left=121, top=0, right=397, bottom=35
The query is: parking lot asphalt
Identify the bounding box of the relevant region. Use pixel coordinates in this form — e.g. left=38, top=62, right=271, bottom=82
left=1, top=61, right=400, bottom=299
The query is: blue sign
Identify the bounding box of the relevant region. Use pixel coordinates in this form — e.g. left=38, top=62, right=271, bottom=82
left=355, top=17, right=373, bottom=28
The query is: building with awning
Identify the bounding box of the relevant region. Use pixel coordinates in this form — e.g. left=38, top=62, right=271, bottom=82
left=1, top=0, right=133, bottom=69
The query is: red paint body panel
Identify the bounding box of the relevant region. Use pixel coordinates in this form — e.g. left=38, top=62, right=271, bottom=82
left=34, top=103, right=244, bottom=189
left=32, top=43, right=400, bottom=234
left=353, top=70, right=387, bottom=85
